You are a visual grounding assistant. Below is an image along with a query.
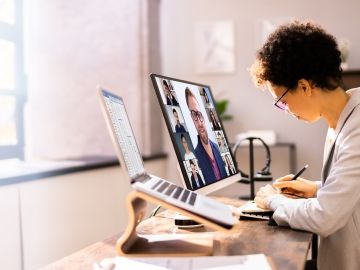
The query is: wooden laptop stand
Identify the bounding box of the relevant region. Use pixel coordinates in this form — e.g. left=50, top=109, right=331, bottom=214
left=116, top=191, right=236, bottom=257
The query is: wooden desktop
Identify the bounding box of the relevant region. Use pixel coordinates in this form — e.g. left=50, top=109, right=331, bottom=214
left=43, top=196, right=312, bottom=270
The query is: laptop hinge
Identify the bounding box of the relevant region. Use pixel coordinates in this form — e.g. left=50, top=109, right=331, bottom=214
left=132, top=173, right=151, bottom=184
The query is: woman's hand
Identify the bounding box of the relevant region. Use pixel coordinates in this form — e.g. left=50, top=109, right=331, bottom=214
left=254, top=184, right=278, bottom=209
left=273, top=174, right=317, bottom=198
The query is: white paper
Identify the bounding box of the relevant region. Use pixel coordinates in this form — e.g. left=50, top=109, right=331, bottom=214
left=238, top=201, right=272, bottom=213
left=95, top=254, right=272, bottom=270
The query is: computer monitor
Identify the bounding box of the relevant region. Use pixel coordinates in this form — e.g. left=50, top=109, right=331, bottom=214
left=150, top=74, right=241, bottom=195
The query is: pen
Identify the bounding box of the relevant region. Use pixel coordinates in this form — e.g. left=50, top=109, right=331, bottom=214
left=280, top=164, right=309, bottom=197
left=291, top=164, right=309, bottom=180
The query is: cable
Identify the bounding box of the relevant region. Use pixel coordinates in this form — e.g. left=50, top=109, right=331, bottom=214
left=149, top=204, right=162, bottom=218
left=232, top=136, right=272, bottom=179
left=254, top=137, right=272, bottom=176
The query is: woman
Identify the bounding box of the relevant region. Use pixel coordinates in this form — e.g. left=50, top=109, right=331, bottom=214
left=251, top=21, right=360, bottom=270
left=180, top=133, right=196, bottom=160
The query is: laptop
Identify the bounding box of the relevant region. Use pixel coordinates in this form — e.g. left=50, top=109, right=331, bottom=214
left=98, top=87, right=235, bottom=229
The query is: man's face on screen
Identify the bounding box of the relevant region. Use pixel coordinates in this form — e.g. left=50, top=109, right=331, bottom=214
left=187, top=95, right=208, bottom=145
left=216, top=136, right=222, bottom=146
left=191, top=163, right=196, bottom=173
left=173, top=110, right=180, bottom=124
left=210, top=110, right=216, bottom=121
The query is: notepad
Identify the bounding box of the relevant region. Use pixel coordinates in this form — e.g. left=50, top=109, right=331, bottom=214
left=236, top=201, right=273, bottom=221
left=239, top=200, right=272, bottom=213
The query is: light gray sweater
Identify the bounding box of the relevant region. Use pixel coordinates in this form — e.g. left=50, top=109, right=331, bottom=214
left=267, top=88, right=360, bottom=270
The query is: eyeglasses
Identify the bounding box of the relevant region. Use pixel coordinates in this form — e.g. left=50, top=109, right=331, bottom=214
left=273, top=88, right=291, bottom=110
left=190, top=110, right=204, bottom=122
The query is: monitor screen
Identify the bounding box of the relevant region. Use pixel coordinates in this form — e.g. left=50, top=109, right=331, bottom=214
left=100, top=89, right=146, bottom=180
left=151, top=74, right=241, bottom=194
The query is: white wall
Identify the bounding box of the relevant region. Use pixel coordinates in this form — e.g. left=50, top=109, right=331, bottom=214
left=23, top=0, right=163, bottom=159
left=160, top=0, right=360, bottom=182
left=24, top=0, right=138, bottom=159
left=20, top=167, right=127, bottom=270
left=0, top=158, right=166, bottom=270
left=0, top=185, right=22, bottom=270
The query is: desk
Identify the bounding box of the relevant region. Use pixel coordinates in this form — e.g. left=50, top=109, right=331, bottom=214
left=43, top=198, right=312, bottom=270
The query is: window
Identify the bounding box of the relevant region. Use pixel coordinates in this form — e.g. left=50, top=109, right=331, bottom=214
left=0, top=0, right=25, bottom=160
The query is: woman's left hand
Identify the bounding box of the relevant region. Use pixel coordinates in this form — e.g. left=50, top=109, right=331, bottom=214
left=254, top=184, right=278, bottom=209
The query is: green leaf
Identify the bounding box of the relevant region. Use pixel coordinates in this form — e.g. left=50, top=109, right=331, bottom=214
left=214, top=99, right=232, bottom=121
left=215, top=100, right=229, bottom=115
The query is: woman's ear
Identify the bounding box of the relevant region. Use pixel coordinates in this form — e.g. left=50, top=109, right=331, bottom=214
left=298, top=79, right=313, bottom=96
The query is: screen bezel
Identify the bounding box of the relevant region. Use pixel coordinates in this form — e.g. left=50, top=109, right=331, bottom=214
left=150, top=73, right=241, bottom=195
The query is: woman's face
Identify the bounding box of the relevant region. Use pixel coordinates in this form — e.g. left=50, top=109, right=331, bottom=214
left=267, top=81, right=321, bottom=123
left=181, top=136, right=189, bottom=151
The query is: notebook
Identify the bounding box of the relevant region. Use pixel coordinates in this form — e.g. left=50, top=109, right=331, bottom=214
left=237, top=201, right=273, bottom=221
left=98, top=87, right=235, bottom=229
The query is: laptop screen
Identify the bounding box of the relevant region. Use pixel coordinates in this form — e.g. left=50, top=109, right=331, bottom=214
left=151, top=74, right=239, bottom=191
left=101, top=89, right=146, bottom=179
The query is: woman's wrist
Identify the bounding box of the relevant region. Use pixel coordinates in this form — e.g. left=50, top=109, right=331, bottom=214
left=266, top=194, right=287, bottom=210
left=313, top=181, right=322, bottom=197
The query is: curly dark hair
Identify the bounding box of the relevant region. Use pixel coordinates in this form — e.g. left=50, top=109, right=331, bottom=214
left=250, top=21, right=342, bottom=90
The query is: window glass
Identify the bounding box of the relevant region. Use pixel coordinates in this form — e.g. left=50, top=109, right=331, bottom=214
left=0, top=39, right=15, bottom=90
left=0, top=95, right=17, bottom=145
left=0, top=0, right=15, bottom=24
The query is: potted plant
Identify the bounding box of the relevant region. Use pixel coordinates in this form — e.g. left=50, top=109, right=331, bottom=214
left=215, top=99, right=233, bottom=121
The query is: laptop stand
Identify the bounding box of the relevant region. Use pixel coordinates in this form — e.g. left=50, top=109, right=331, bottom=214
left=116, top=190, right=236, bottom=256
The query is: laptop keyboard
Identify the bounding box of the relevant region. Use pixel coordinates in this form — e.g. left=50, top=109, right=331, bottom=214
left=181, top=190, right=190, bottom=203
left=172, top=187, right=183, bottom=200
left=151, top=179, right=197, bottom=206
left=157, top=181, right=170, bottom=193
left=151, top=179, right=163, bottom=190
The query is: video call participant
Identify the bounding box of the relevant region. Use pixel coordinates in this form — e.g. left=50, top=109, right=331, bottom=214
left=202, top=87, right=211, bottom=106
left=180, top=134, right=196, bottom=160
left=224, top=154, right=236, bottom=175
left=209, top=109, right=221, bottom=130
left=185, top=87, right=227, bottom=183
left=163, top=80, right=179, bottom=106
left=172, top=108, right=187, bottom=133
left=216, top=131, right=228, bottom=153
left=189, top=159, right=205, bottom=189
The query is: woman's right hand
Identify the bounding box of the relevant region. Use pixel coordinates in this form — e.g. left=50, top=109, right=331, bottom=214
left=273, top=174, right=317, bottom=198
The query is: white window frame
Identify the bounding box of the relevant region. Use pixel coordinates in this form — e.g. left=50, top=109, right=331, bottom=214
left=0, top=0, right=26, bottom=160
